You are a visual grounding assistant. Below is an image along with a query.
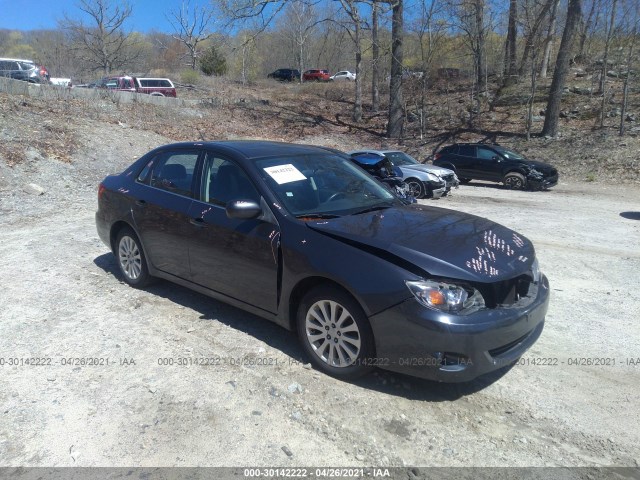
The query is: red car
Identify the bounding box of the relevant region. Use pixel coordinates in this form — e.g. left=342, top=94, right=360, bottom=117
left=303, top=69, right=330, bottom=82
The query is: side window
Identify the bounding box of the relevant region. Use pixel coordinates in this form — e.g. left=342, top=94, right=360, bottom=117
left=150, top=150, right=200, bottom=197
left=458, top=145, right=475, bottom=157
left=477, top=147, right=495, bottom=161
left=136, top=158, right=155, bottom=184
left=122, top=78, right=132, bottom=88
left=202, top=155, right=260, bottom=206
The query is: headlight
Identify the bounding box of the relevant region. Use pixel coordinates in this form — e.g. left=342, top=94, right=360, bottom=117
left=425, top=173, right=440, bottom=182
left=405, top=280, right=485, bottom=314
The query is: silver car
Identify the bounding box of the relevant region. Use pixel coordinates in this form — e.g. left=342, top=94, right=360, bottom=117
left=349, top=150, right=459, bottom=199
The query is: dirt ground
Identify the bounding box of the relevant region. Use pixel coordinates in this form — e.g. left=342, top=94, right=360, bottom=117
left=0, top=85, right=639, bottom=473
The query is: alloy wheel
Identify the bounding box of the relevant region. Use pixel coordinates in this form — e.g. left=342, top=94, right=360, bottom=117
left=305, top=300, right=362, bottom=368
left=118, top=236, right=142, bottom=281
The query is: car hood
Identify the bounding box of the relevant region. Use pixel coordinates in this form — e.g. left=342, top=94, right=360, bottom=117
left=402, top=164, right=455, bottom=176
left=306, top=205, right=535, bottom=283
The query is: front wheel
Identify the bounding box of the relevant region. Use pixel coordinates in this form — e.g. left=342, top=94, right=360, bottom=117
left=297, top=286, right=375, bottom=379
left=504, top=172, right=526, bottom=190
left=406, top=178, right=425, bottom=198
left=116, top=227, right=153, bottom=288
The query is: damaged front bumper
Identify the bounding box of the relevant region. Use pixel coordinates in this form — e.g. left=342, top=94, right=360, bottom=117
left=368, top=274, right=550, bottom=382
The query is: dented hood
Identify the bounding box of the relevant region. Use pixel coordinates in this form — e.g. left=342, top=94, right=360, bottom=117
left=306, top=205, right=535, bottom=283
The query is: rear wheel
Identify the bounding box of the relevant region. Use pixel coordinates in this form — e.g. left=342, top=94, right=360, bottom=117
left=406, top=178, right=425, bottom=198
left=297, top=285, right=375, bottom=379
left=116, top=227, right=153, bottom=288
left=504, top=172, right=526, bottom=190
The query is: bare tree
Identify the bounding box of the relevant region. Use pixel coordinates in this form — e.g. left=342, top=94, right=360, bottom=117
left=277, top=0, right=320, bottom=82
left=336, top=0, right=365, bottom=122
left=168, top=0, right=217, bottom=70
left=503, top=0, right=518, bottom=86
left=539, top=0, right=560, bottom=78
left=371, top=0, right=381, bottom=112
left=387, top=0, right=405, bottom=137
left=62, top=0, right=140, bottom=74
left=577, top=0, right=600, bottom=59
left=541, top=0, right=583, bottom=137
left=518, top=0, right=556, bottom=77
left=597, top=0, right=619, bottom=95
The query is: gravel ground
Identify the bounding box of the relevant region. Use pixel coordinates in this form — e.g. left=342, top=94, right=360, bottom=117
left=0, top=118, right=639, bottom=472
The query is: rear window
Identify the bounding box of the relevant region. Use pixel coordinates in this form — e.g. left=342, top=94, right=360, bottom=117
left=139, top=79, right=172, bottom=87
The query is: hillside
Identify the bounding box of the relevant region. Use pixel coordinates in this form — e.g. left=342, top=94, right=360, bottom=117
left=1, top=74, right=639, bottom=184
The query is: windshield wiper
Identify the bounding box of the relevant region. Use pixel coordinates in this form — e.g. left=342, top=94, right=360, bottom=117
left=352, top=204, right=394, bottom=215
left=295, top=213, right=341, bottom=219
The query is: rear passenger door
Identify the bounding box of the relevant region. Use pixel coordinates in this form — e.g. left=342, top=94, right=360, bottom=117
left=451, top=145, right=476, bottom=178
left=131, top=148, right=203, bottom=279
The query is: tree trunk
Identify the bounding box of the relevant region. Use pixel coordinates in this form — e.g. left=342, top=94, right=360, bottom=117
left=387, top=0, right=404, bottom=138
left=540, top=0, right=560, bottom=78
left=619, top=28, right=636, bottom=136
left=371, top=0, right=380, bottom=112
left=578, top=0, right=598, bottom=59
left=541, top=0, right=583, bottom=137
left=475, top=0, right=486, bottom=92
left=503, top=0, right=518, bottom=86
left=598, top=0, right=617, bottom=95
left=353, top=18, right=363, bottom=123
left=518, top=0, right=555, bottom=76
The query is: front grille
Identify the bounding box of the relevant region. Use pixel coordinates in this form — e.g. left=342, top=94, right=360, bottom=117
left=476, top=274, right=534, bottom=308
left=441, top=174, right=455, bottom=182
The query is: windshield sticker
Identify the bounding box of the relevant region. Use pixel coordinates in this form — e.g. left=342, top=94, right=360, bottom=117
left=264, top=164, right=307, bottom=184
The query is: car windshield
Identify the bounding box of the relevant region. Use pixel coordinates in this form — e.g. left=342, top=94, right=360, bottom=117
left=383, top=151, right=419, bottom=166
left=255, top=154, right=399, bottom=218
left=494, top=146, right=525, bottom=160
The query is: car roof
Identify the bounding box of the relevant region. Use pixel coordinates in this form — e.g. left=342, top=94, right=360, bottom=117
left=0, top=58, right=35, bottom=63
left=156, top=141, right=338, bottom=161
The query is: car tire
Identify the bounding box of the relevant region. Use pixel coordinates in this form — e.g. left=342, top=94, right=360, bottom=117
left=115, top=227, right=153, bottom=288
left=297, top=285, right=375, bottom=380
left=504, top=172, right=526, bottom=190
left=406, top=178, right=425, bottom=198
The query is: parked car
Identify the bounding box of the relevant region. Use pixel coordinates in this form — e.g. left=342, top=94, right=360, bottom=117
left=303, top=69, right=330, bottom=82
left=330, top=71, right=356, bottom=81
left=267, top=68, right=300, bottom=81
left=350, top=149, right=459, bottom=199
left=95, top=75, right=137, bottom=92
left=0, top=58, right=50, bottom=84
left=347, top=152, right=415, bottom=204
left=433, top=143, right=559, bottom=190
left=97, top=141, right=549, bottom=382
left=93, top=75, right=177, bottom=97
left=134, top=77, right=177, bottom=97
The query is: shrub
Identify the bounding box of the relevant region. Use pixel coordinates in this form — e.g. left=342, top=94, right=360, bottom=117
left=200, top=46, right=228, bottom=77
left=180, top=69, right=200, bottom=85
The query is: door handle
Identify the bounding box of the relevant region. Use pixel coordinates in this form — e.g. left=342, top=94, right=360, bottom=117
left=189, top=217, right=207, bottom=227
left=135, top=199, right=147, bottom=207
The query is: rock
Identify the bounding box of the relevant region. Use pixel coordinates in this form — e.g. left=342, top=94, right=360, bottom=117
left=288, top=382, right=303, bottom=394
left=607, top=70, right=619, bottom=78
left=281, top=446, right=294, bottom=457
left=571, top=86, right=592, bottom=95
left=225, top=380, right=237, bottom=389
left=355, top=454, right=365, bottom=461
left=575, top=69, right=588, bottom=77
left=626, top=113, right=636, bottom=122
left=252, top=410, right=262, bottom=416
left=443, top=448, right=456, bottom=456
left=302, top=363, right=312, bottom=370
left=186, top=327, right=195, bottom=333
left=532, top=115, right=545, bottom=122
left=24, top=183, right=45, bottom=195
left=269, top=386, right=279, bottom=397
left=291, top=411, right=303, bottom=422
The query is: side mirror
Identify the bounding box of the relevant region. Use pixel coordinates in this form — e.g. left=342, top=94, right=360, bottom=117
left=226, top=200, right=262, bottom=219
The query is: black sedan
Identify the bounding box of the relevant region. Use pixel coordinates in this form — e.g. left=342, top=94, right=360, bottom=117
left=96, top=141, right=550, bottom=382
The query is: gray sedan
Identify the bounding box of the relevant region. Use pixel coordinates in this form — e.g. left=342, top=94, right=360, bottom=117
left=349, top=149, right=459, bottom=199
